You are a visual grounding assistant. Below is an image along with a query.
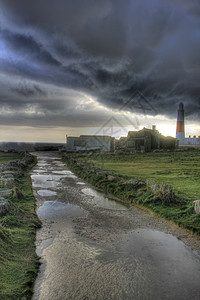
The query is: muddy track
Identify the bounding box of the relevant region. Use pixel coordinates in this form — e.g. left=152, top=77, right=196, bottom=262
left=31, top=152, right=200, bottom=300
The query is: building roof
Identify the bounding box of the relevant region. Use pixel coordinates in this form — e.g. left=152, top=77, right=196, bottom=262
left=80, top=135, right=112, bottom=138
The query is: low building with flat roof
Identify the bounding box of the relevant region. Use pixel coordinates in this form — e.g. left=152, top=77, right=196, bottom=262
left=66, top=135, right=115, bottom=152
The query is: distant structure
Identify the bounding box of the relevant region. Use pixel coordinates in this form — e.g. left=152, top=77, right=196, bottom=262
left=176, top=103, right=200, bottom=146
left=66, top=126, right=177, bottom=153
left=116, top=126, right=177, bottom=152
left=66, top=135, right=115, bottom=152
left=176, top=102, right=185, bottom=145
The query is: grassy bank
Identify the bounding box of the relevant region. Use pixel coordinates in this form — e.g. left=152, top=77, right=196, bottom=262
left=0, top=152, right=23, bottom=164
left=0, top=154, right=41, bottom=300
left=82, top=150, right=200, bottom=200
left=62, top=150, right=200, bottom=234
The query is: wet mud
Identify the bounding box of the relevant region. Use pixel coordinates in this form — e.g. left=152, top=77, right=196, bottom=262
left=32, top=152, right=200, bottom=300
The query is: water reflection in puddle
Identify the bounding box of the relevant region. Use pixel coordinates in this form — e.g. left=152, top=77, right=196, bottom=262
left=121, top=229, right=197, bottom=259
left=94, top=228, right=200, bottom=298
left=37, top=163, right=50, bottom=167
left=31, top=173, right=73, bottom=186
left=31, top=174, right=65, bottom=188
left=34, top=169, right=47, bottom=173
left=52, top=170, right=76, bottom=176
left=33, top=181, right=61, bottom=188
left=37, top=201, right=86, bottom=220
left=37, top=190, right=57, bottom=197
left=122, top=229, right=200, bottom=278
left=81, top=188, right=126, bottom=210
left=37, top=157, right=60, bottom=160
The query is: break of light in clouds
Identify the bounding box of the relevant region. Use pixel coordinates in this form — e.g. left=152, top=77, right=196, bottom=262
left=0, top=0, right=199, bottom=142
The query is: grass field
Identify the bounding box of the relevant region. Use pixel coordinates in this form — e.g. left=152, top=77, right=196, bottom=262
left=0, top=153, right=40, bottom=300
left=83, top=150, right=200, bottom=200
left=0, top=152, right=23, bottom=163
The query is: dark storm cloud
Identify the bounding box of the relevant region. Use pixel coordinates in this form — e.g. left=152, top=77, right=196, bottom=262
left=1, top=30, right=61, bottom=67
left=0, top=0, right=200, bottom=128
left=11, top=82, right=47, bottom=97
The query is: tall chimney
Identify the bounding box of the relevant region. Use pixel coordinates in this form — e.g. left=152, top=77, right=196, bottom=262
left=176, top=102, right=185, bottom=145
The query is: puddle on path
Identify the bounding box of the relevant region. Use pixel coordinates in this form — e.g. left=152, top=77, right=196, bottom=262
left=121, top=229, right=200, bottom=260
left=37, top=163, right=51, bottom=167
left=34, top=169, right=47, bottom=173
left=93, top=228, right=200, bottom=299
left=37, top=201, right=86, bottom=220
left=81, top=188, right=126, bottom=210
left=31, top=175, right=58, bottom=181
left=126, top=229, right=200, bottom=282
left=33, top=182, right=61, bottom=189
left=52, top=170, right=75, bottom=175
left=77, top=182, right=85, bottom=185
left=37, top=190, right=57, bottom=197
left=31, top=174, right=59, bottom=189
left=54, top=162, right=66, bottom=166
left=36, top=156, right=60, bottom=160
left=31, top=174, right=72, bottom=188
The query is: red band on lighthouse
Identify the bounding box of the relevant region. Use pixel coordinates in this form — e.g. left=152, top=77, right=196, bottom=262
left=176, top=102, right=185, bottom=145
left=176, top=121, right=184, bottom=133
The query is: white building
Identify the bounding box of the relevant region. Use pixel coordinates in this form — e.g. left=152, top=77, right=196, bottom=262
left=185, top=136, right=200, bottom=145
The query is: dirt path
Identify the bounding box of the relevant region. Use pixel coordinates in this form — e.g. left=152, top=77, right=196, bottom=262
left=31, top=152, right=200, bottom=300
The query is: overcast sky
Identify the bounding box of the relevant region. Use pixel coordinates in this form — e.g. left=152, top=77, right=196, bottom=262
left=0, top=0, right=200, bottom=142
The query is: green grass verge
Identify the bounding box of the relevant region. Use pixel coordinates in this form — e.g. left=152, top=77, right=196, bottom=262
left=0, top=152, right=23, bottom=164
left=62, top=150, right=200, bottom=234
left=0, top=155, right=41, bottom=300
left=81, top=150, right=200, bottom=200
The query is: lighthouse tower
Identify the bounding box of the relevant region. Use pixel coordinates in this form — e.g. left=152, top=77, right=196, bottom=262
left=176, top=102, right=185, bottom=145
